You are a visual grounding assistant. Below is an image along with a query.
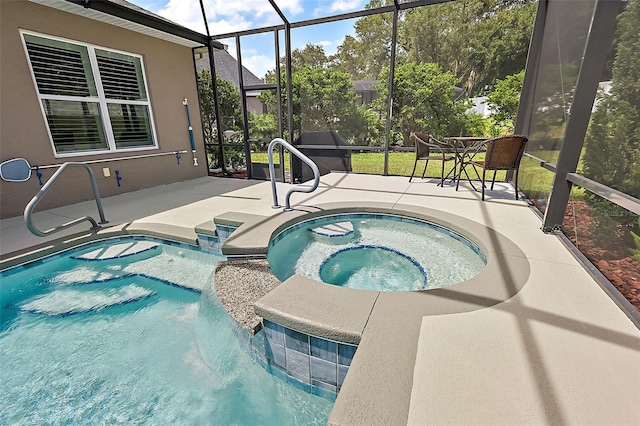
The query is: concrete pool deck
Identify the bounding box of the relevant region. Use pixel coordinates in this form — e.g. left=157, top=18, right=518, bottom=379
left=1, top=173, right=639, bottom=425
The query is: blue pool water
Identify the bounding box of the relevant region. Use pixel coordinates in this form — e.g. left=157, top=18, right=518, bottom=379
left=268, top=213, right=487, bottom=291
left=0, top=238, right=332, bottom=425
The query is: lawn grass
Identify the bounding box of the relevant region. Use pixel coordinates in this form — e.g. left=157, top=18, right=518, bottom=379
left=250, top=150, right=582, bottom=200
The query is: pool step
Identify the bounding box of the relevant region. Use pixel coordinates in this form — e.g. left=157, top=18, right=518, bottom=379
left=310, top=222, right=354, bottom=238
left=71, top=241, right=160, bottom=262
left=20, top=283, right=155, bottom=317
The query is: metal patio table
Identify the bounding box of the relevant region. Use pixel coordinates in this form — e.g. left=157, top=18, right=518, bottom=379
left=443, top=136, right=489, bottom=189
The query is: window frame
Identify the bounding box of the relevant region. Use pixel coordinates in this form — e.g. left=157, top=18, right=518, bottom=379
left=20, top=30, right=159, bottom=158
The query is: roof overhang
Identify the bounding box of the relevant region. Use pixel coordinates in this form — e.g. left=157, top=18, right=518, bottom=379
left=29, top=0, right=223, bottom=49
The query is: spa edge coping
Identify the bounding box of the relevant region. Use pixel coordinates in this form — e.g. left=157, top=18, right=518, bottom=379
left=228, top=201, right=530, bottom=337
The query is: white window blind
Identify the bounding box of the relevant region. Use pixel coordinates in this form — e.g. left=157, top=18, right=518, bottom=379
left=22, top=32, right=156, bottom=156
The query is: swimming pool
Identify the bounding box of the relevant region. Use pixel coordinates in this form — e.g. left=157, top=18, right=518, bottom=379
left=0, top=237, right=332, bottom=425
left=268, top=213, right=487, bottom=291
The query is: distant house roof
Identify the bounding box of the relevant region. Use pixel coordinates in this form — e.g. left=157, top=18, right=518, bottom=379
left=196, top=49, right=264, bottom=88
left=352, top=80, right=378, bottom=92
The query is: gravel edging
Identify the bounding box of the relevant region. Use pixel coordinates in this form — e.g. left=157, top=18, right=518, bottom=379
left=213, top=258, right=281, bottom=333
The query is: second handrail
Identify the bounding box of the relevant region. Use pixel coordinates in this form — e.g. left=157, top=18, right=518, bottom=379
left=268, top=138, right=320, bottom=211
left=25, top=162, right=108, bottom=237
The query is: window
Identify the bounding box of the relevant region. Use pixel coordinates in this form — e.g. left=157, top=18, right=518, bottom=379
left=22, top=32, right=156, bottom=156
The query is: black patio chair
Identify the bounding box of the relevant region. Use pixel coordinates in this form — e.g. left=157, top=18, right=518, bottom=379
left=409, top=132, right=456, bottom=186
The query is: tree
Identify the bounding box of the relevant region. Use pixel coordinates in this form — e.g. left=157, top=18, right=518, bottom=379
left=332, top=0, right=395, bottom=80
left=373, top=62, right=476, bottom=145
left=466, top=1, right=537, bottom=94
left=583, top=0, right=640, bottom=199
left=331, top=35, right=370, bottom=80
left=196, top=69, right=243, bottom=168
left=334, top=0, right=536, bottom=95
left=248, top=112, right=277, bottom=142
left=290, top=44, right=329, bottom=72
left=259, top=67, right=365, bottom=142
left=197, top=69, right=242, bottom=136
left=298, top=67, right=363, bottom=138
left=351, top=107, right=385, bottom=146
left=264, top=43, right=330, bottom=81
left=401, top=0, right=536, bottom=95
left=486, top=70, right=525, bottom=127
left=258, top=71, right=302, bottom=140
left=582, top=0, right=640, bottom=244
left=401, top=0, right=480, bottom=94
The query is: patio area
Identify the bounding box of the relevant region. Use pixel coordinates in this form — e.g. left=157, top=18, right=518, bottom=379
left=1, top=173, right=638, bottom=425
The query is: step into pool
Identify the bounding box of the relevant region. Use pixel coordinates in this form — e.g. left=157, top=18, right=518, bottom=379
left=0, top=238, right=332, bottom=425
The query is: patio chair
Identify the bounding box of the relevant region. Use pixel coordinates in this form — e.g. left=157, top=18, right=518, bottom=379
left=455, top=134, right=528, bottom=200
left=409, top=133, right=456, bottom=186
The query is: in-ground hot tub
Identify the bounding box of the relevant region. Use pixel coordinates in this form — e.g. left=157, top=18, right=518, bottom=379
left=267, top=213, right=487, bottom=291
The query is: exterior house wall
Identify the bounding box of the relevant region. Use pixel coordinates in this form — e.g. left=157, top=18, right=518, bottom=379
left=0, top=1, right=208, bottom=219
left=246, top=97, right=264, bottom=114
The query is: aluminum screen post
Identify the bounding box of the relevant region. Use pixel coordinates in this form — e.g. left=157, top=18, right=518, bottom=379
left=541, top=0, right=622, bottom=232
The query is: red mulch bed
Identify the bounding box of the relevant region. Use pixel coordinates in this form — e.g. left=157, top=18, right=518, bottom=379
left=210, top=171, right=248, bottom=179
left=559, top=200, right=640, bottom=311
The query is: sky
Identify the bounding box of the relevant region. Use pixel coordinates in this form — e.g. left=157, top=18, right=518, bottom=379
left=129, top=0, right=366, bottom=79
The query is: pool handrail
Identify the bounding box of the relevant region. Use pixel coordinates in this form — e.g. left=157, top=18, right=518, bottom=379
left=268, top=138, right=320, bottom=211
left=24, top=162, right=108, bottom=237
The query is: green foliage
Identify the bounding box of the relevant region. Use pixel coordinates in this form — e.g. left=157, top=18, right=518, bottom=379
left=465, top=1, right=536, bottom=94
left=373, top=62, right=479, bottom=144
left=584, top=96, right=640, bottom=196
left=197, top=69, right=242, bottom=133
left=486, top=70, right=525, bottom=127
left=223, top=146, right=246, bottom=169
left=298, top=67, right=363, bottom=138
left=259, top=71, right=301, bottom=141
left=351, top=107, right=385, bottom=146
left=197, top=69, right=243, bottom=169
left=631, top=217, right=640, bottom=261
left=332, top=0, right=395, bottom=80
left=463, top=113, right=490, bottom=138
left=265, top=43, right=331, bottom=81
left=583, top=0, right=640, bottom=200
left=584, top=196, right=639, bottom=246
left=248, top=112, right=277, bottom=143
left=290, top=44, right=330, bottom=72
left=331, top=35, right=373, bottom=80
left=260, top=67, right=366, bottom=142
left=334, top=0, right=536, bottom=95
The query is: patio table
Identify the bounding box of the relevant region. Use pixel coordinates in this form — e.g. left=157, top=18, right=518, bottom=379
left=443, top=136, right=488, bottom=189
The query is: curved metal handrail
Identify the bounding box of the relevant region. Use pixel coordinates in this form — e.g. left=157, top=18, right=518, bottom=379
left=25, top=162, right=108, bottom=237
left=268, top=138, right=320, bottom=211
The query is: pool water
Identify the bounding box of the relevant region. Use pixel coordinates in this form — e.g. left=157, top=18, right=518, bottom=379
left=319, top=245, right=428, bottom=291
left=268, top=213, right=487, bottom=291
left=0, top=238, right=332, bottom=425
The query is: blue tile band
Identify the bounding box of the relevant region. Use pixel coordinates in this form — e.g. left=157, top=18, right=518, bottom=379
left=196, top=225, right=237, bottom=254
left=318, top=244, right=429, bottom=290
left=261, top=319, right=357, bottom=400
